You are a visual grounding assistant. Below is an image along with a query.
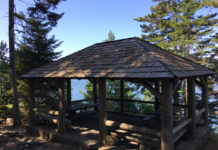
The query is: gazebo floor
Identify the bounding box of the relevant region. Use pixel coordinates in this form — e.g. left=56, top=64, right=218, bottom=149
left=27, top=111, right=161, bottom=149
left=27, top=111, right=209, bottom=149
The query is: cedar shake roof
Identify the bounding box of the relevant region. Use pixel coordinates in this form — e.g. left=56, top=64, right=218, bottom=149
left=21, top=37, right=214, bottom=79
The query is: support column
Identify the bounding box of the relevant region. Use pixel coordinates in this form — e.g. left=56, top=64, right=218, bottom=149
left=93, top=79, right=98, bottom=111
left=187, top=77, right=196, bottom=139
left=67, top=79, right=71, bottom=107
left=120, top=79, right=124, bottom=112
left=58, top=79, right=65, bottom=134
left=202, top=76, right=208, bottom=125
left=161, top=79, right=173, bottom=150
left=98, top=79, right=107, bottom=146
left=155, top=81, right=160, bottom=111
left=28, top=79, right=36, bottom=125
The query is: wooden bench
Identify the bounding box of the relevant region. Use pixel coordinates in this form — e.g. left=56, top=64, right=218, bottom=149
left=106, top=120, right=161, bottom=149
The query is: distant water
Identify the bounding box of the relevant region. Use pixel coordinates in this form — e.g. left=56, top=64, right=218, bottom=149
left=71, top=79, right=87, bottom=100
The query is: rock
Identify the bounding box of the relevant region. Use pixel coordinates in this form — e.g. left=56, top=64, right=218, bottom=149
left=6, top=118, right=13, bottom=125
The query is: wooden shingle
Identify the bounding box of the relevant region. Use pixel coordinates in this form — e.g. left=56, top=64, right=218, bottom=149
left=21, top=37, right=215, bottom=79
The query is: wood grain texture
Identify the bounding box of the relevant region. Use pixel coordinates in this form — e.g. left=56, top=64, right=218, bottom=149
left=161, top=79, right=173, bottom=150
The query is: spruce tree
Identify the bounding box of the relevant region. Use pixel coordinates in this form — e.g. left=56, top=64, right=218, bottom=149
left=15, top=0, right=65, bottom=109
left=16, top=0, right=64, bottom=75
left=135, top=0, right=217, bottom=62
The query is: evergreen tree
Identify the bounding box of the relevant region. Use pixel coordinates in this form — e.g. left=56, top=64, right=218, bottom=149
left=135, top=0, right=217, bottom=61
left=104, top=30, right=115, bottom=42
left=135, top=0, right=217, bottom=102
left=16, top=0, right=64, bottom=75
left=9, top=0, right=21, bottom=126
left=0, top=41, right=11, bottom=105
left=15, top=0, right=65, bottom=109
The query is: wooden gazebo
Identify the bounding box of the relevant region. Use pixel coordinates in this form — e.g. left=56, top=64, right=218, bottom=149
left=21, top=37, right=214, bottom=150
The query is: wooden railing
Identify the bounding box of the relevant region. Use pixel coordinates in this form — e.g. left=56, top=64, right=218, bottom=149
left=107, top=98, right=187, bottom=108
left=196, top=108, right=206, bottom=123
left=173, top=118, right=191, bottom=143
left=172, top=107, right=206, bottom=143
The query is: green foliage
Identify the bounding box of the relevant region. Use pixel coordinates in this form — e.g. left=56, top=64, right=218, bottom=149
left=14, top=0, right=65, bottom=109
left=0, top=105, right=12, bottom=118
left=104, top=30, right=116, bottom=42
left=0, top=41, right=11, bottom=105
left=135, top=0, right=218, bottom=99
left=16, top=0, right=64, bottom=76
left=135, top=0, right=217, bottom=59
left=81, top=80, right=155, bottom=115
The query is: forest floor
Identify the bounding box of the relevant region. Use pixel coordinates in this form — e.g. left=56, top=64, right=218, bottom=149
left=0, top=125, right=82, bottom=150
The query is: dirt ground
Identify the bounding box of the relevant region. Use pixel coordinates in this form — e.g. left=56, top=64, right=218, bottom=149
left=0, top=125, right=83, bottom=150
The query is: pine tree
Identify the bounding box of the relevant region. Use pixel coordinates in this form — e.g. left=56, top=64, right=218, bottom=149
left=16, top=0, right=64, bottom=75
left=135, top=0, right=217, bottom=102
left=135, top=0, right=217, bottom=61
left=9, top=0, right=21, bottom=126
left=14, top=0, right=65, bottom=110
left=104, top=30, right=115, bottom=42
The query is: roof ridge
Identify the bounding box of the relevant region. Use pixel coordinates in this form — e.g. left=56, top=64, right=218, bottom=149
left=137, top=38, right=214, bottom=73
left=138, top=40, right=176, bottom=78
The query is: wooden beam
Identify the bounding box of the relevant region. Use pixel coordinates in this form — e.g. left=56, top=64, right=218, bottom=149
left=28, top=79, right=36, bottom=125
left=202, top=76, right=209, bottom=125
left=161, top=79, right=173, bottom=150
left=58, top=79, right=65, bottom=134
left=173, top=128, right=187, bottom=144
left=173, top=79, right=181, bottom=105
left=187, top=77, right=196, bottom=139
left=155, top=81, right=160, bottom=111
left=93, top=79, right=98, bottom=111
left=98, top=79, right=107, bottom=146
left=140, top=81, right=161, bottom=100
left=173, top=118, right=191, bottom=135
left=172, top=79, right=181, bottom=95
left=120, top=79, right=124, bottom=112
left=195, top=79, right=204, bottom=87
left=67, top=79, right=71, bottom=107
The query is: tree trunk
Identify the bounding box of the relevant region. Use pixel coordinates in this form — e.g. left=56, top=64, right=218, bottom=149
left=9, top=0, right=21, bottom=126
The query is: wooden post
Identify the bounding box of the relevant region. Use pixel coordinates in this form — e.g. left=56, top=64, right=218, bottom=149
left=187, top=77, right=196, bottom=139
left=98, top=79, right=107, bottom=146
left=155, top=81, right=160, bottom=111
left=67, top=79, right=71, bottom=107
left=202, top=76, right=208, bottom=125
left=28, top=79, right=36, bottom=125
left=58, top=79, right=65, bottom=134
left=161, top=79, right=173, bottom=150
left=120, top=79, right=124, bottom=112
left=93, top=79, right=98, bottom=111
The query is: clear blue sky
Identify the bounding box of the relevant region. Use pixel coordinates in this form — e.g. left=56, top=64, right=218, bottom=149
left=0, top=0, right=155, bottom=57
